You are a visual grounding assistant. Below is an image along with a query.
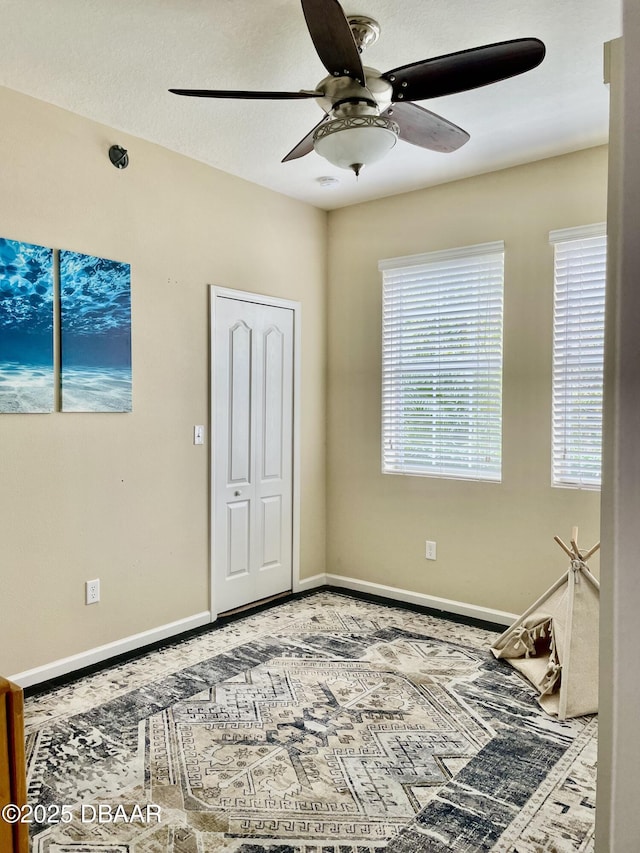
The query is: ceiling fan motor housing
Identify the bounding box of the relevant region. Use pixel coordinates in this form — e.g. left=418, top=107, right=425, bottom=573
left=316, top=69, right=393, bottom=117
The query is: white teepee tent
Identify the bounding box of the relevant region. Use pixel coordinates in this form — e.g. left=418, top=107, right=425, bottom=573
left=490, top=528, right=600, bottom=719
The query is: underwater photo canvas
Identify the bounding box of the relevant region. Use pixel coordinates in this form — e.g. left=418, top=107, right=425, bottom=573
left=59, top=250, right=132, bottom=412
left=0, top=237, right=54, bottom=413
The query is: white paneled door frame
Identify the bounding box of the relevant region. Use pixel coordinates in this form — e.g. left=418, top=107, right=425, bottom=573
left=209, top=287, right=302, bottom=620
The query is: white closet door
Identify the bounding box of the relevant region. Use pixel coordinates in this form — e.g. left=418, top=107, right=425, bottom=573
left=213, top=296, right=293, bottom=613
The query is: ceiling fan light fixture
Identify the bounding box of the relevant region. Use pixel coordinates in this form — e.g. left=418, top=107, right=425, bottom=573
left=313, top=115, right=399, bottom=175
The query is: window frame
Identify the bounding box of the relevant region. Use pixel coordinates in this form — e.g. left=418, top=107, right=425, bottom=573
left=379, top=241, right=505, bottom=483
left=549, top=222, right=607, bottom=490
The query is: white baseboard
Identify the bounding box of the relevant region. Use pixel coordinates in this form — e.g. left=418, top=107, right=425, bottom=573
left=9, top=611, right=212, bottom=689
left=325, top=574, right=517, bottom=627
left=295, top=573, right=326, bottom=592
left=9, top=579, right=515, bottom=689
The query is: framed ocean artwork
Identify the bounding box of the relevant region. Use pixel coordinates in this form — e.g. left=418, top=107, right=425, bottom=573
left=0, top=237, right=54, bottom=413
left=59, top=250, right=132, bottom=412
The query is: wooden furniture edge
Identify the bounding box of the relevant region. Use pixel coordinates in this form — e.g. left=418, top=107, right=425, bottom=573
left=0, top=677, right=28, bottom=853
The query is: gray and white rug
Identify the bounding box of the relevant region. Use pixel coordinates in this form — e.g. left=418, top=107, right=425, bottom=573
left=23, top=591, right=597, bottom=852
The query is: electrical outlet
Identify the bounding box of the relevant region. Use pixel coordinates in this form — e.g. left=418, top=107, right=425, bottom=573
left=425, top=541, right=437, bottom=561
left=85, top=579, right=100, bottom=605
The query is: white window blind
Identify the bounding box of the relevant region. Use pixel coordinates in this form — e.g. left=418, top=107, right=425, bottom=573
left=550, top=224, right=607, bottom=489
left=380, top=242, right=504, bottom=481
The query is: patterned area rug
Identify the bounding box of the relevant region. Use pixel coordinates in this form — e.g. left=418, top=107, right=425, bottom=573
left=23, top=591, right=597, bottom=852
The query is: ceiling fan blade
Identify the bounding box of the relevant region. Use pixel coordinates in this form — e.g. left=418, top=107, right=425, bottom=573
left=169, top=88, right=320, bottom=100
left=301, top=0, right=364, bottom=82
left=385, top=102, right=469, bottom=153
left=382, top=38, right=545, bottom=103
left=282, top=116, right=329, bottom=162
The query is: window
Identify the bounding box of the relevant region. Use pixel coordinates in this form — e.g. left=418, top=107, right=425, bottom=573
left=380, top=242, right=504, bottom=481
left=550, top=224, right=607, bottom=489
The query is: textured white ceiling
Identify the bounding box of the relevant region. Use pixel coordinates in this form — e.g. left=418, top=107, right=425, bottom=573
left=0, top=0, right=621, bottom=210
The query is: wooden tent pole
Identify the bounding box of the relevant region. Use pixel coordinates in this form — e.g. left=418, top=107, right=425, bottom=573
left=554, top=535, right=573, bottom=558
left=583, top=541, right=601, bottom=561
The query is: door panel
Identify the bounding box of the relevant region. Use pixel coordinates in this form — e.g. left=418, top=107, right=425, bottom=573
left=214, top=296, right=294, bottom=613
left=227, top=501, right=250, bottom=578
left=260, top=495, right=282, bottom=568
left=262, top=326, right=284, bottom=479
left=229, top=321, right=252, bottom=484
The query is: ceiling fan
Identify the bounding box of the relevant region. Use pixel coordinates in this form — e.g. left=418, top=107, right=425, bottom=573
left=169, top=0, right=545, bottom=176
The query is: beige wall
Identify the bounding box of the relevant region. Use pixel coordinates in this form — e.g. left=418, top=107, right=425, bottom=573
left=327, top=146, right=607, bottom=615
left=596, top=17, right=640, bottom=850
left=0, top=86, right=327, bottom=676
